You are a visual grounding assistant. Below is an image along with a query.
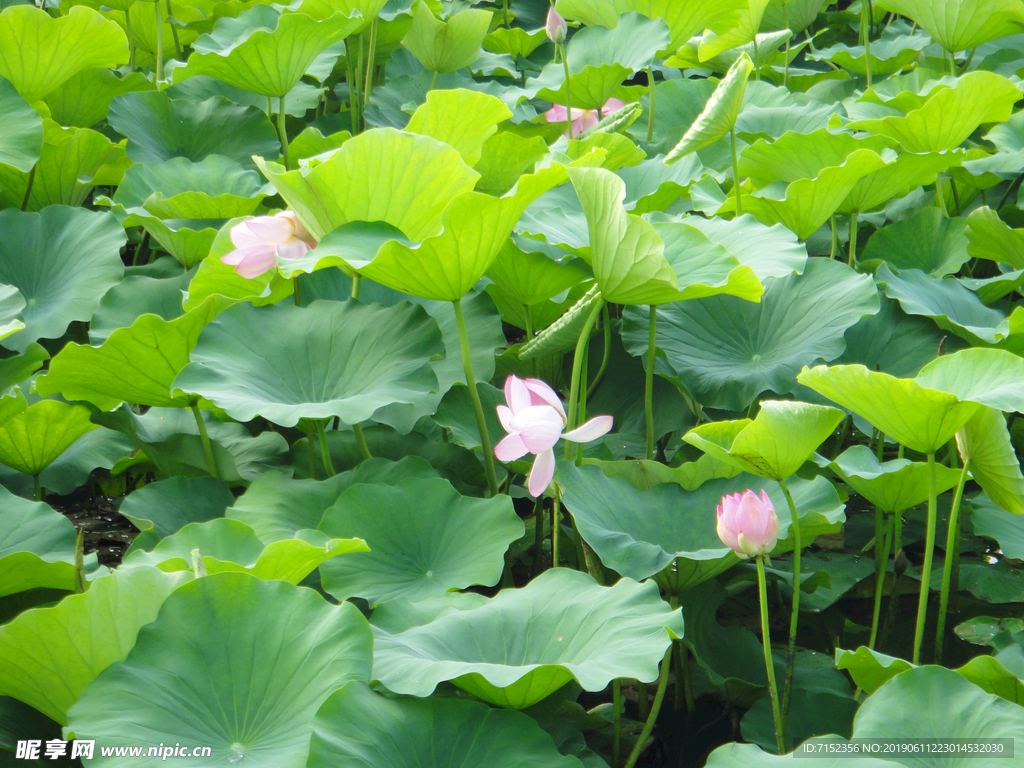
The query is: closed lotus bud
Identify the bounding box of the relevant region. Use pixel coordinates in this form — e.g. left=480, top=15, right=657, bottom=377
left=545, top=6, right=567, bottom=43
left=716, top=490, right=780, bottom=559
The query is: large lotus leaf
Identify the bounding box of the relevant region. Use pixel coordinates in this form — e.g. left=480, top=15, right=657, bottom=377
left=829, top=446, right=962, bottom=513
left=0, top=208, right=123, bottom=352
left=839, top=150, right=965, bottom=215
left=877, top=0, right=1024, bottom=51
left=559, top=461, right=843, bottom=583
left=123, top=518, right=368, bottom=583
left=318, top=476, right=523, bottom=605
left=957, top=407, right=1024, bottom=516
left=697, top=0, right=771, bottom=60
left=966, top=207, right=1024, bottom=270
left=0, top=401, right=97, bottom=476
left=309, top=681, right=582, bottom=768
left=475, top=131, right=550, bottom=196
left=124, top=0, right=202, bottom=60
left=667, top=54, right=752, bottom=161
left=0, top=122, right=127, bottom=211
left=738, top=129, right=896, bottom=187
left=705, top=742, right=893, bottom=767
left=834, top=646, right=915, bottom=695
left=401, top=5, right=490, bottom=74
left=682, top=214, right=807, bottom=281
left=87, top=260, right=190, bottom=344
left=622, top=258, right=876, bottom=410
left=847, top=71, right=1020, bottom=153
left=66, top=573, right=373, bottom=768
left=296, top=0, right=387, bottom=29
left=166, top=75, right=324, bottom=119
left=176, top=6, right=360, bottom=96
left=973, top=492, right=1024, bottom=557
left=860, top=209, right=970, bottom=276
left=684, top=401, right=845, bottom=481
left=173, top=300, right=443, bottom=428
left=404, top=88, right=511, bottom=167
left=372, top=568, right=683, bottom=708
left=796, top=364, right=981, bottom=454
left=107, top=91, right=279, bottom=170
left=485, top=238, right=591, bottom=307
left=0, top=284, right=24, bottom=341
left=0, top=567, right=189, bottom=725
left=0, top=76, right=41, bottom=173
left=230, top=456, right=438, bottom=542
left=255, top=128, right=478, bottom=241
left=0, top=485, right=77, bottom=598
left=809, top=20, right=931, bottom=76
left=119, top=476, right=235, bottom=550
left=41, top=68, right=151, bottom=130
left=0, top=6, right=128, bottom=103
left=914, top=348, right=1024, bottom=413
left=36, top=298, right=228, bottom=411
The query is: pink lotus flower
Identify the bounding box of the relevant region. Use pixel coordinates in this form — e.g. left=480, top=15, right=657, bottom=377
left=545, top=98, right=627, bottom=138
left=716, top=490, right=780, bottom=559
left=495, top=375, right=613, bottom=497
left=220, top=211, right=316, bottom=279
left=545, top=5, right=567, bottom=43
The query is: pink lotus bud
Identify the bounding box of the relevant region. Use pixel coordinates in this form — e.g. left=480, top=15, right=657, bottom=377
left=716, top=490, right=780, bottom=559
left=545, top=6, right=567, bottom=43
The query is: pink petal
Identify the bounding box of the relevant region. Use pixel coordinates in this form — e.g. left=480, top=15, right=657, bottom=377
left=230, top=221, right=264, bottom=249
left=276, top=238, right=311, bottom=260
left=277, top=211, right=312, bottom=242
left=495, top=432, right=529, bottom=462
left=562, top=415, right=613, bottom=443
left=601, top=98, right=626, bottom=116
left=523, top=378, right=566, bottom=420
left=528, top=449, right=556, bottom=497
left=716, top=513, right=740, bottom=552
left=245, top=215, right=294, bottom=243
left=506, top=376, right=532, bottom=415
left=510, top=405, right=565, bottom=453
left=221, top=244, right=275, bottom=267
left=546, top=104, right=569, bottom=123
left=496, top=404, right=514, bottom=432
left=574, top=111, right=599, bottom=135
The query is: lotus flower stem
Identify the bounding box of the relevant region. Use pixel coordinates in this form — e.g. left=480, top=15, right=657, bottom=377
left=355, top=32, right=365, bottom=130
left=363, top=17, right=378, bottom=105
left=575, top=332, right=589, bottom=464
left=531, top=496, right=544, bottom=578
left=292, top=276, right=301, bottom=307
left=646, top=66, right=656, bottom=142
left=861, top=0, right=872, bottom=87
left=560, top=43, right=572, bottom=137
left=756, top=555, right=786, bottom=755
left=778, top=477, right=801, bottom=737
left=453, top=298, right=500, bottom=496
left=563, top=297, right=604, bottom=460
left=552, top=487, right=561, bottom=566
left=126, top=11, right=135, bottom=70
left=190, top=403, right=220, bottom=479
left=848, top=210, right=859, bottom=267
left=154, top=0, right=164, bottom=83
left=730, top=130, right=742, bottom=215
left=277, top=94, right=290, bottom=171
left=935, top=458, right=970, bottom=662
left=644, top=305, right=657, bottom=460
left=315, top=420, right=335, bottom=477
left=612, top=678, right=622, bottom=766
left=829, top=214, right=838, bottom=259
left=166, top=0, right=181, bottom=57
left=351, top=273, right=361, bottom=300
left=74, top=529, right=87, bottom=593
left=33, top=473, right=42, bottom=502
left=587, top=306, right=611, bottom=398
left=912, top=452, right=938, bottom=664
left=868, top=513, right=894, bottom=649
left=623, top=646, right=672, bottom=768
left=430, top=70, right=439, bottom=90
left=352, top=423, right=372, bottom=461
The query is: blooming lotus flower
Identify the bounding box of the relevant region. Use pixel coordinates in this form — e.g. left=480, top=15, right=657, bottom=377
left=495, top=375, right=613, bottom=497
left=220, top=211, right=316, bottom=279
left=545, top=98, right=626, bottom=138
left=716, top=490, right=780, bottom=559
left=545, top=6, right=567, bottom=43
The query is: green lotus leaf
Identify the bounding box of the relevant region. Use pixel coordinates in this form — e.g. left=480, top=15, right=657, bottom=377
left=973, top=492, right=1024, bottom=558
left=0, top=121, right=127, bottom=211
left=401, top=5, right=489, bottom=74
left=123, top=518, right=368, bottom=583
left=166, top=75, right=325, bottom=118
left=373, top=568, right=683, bottom=708
left=87, top=260, right=190, bottom=344
left=966, top=206, right=1024, bottom=270
left=0, top=344, right=47, bottom=396
left=738, top=129, right=896, bottom=188
left=684, top=400, right=845, bottom=480
left=705, top=742, right=892, bottom=766
left=119, top=476, right=235, bottom=551
left=622, top=258, right=876, bottom=410
left=796, top=364, right=981, bottom=454
left=483, top=25, right=546, bottom=58
left=309, top=681, right=583, bottom=768
left=0, top=76, right=42, bottom=173
left=697, top=0, right=770, bottom=60
left=876, top=0, right=1024, bottom=51
left=957, top=407, right=1024, bottom=515
left=835, top=646, right=914, bottom=695
left=0, top=567, right=189, bottom=725
left=682, top=213, right=807, bottom=280
left=861, top=208, right=970, bottom=276
left=915, top=348, right=1024, bottom=413
left=36, top=298, right=229, bottom=411
left=485, top=238, right=591, bottom=308
left=124, top=0, right=202, bottom=61
left=808, top=20, right=931, bottom=76
left=847, top=71, right=1020, bottom=152
left=0, top=401, right=98, bottom=477
left=840, top=151, right=965, bottom=215
left=295, top=0, right=387, bottom=29
left=107, top=91, right=279, bottom=170
left=829, top=446, right=962, bottom=513
left=41, top=67, right=151, bottom=130
left=614, top=153, right=707, bottom=213
left=230, top=456, right=437, bottom=542
left=0, top=6, right=128, bottom=103
left=475, top=131, right=550, bottom=196
left=0, top=485, right=77, bottom=598
left=0, top=284, right=24, bottom=342
left=559, top=461, right=843, bottom=583
left=175, top=6, right=361, bottom=96
left=66, top=573, right=373, bottom=767
left=667, top=54, right=752, bottom=161
left=255, top=128, right=478, bottom=241
left=173, top=300, right=443, bottom=428
left=404, top=88, right=511, bottom=167
left=318, top=476, right=522, bottom=605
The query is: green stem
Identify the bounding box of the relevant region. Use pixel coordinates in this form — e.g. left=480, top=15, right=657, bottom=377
left=74, top=529, right=87, bottom=593
left=166, top=0, right=181, bottom=57
left=731, top=130, right=742, bottom=215
left=453, top=298, right=500, bottom=496
left=20, top=164, right=35, bottom=211
left=646, top=65, right=656, bottom=142
left=560, top=42, right=572, bottom=137
left=126, top=11, right=136, bottom=70
left=316, top=420, right=336, bottom=477
left=430, top=69, right=439, bottom=90
left=935, top=175, right=948, bottom=216
left=948, top=48, right=956, bottom=76
left=363, top=17, right=378, bottom=105
left=575, top=331, right=589, bottom=465
left=783, top=6, right=790, bottom=87
left=564, top=297, right=605, bottom=459
left=502, top=0, right=509, bottom=27
left=352, top=423, right=372, bottom=461
left=355, top=32, right=364, bottom=131
left=636, top=681, right=649, bottom=722
left=277, top=93, right=290, bottom=170
left=293, top=276, right=302, bottom=307
left=552, top=487, right=561, bottom=567
left=154, top=0, right=164, bottom=82
left=935, top=458, right=970, bottom=663
left=612, top=678, right=622, bottom=767
left=190, top=403, right=219, bottom=479
left=868, top=513, right=894, bottom=649
left=645, top=304, right=657, bottom=460
left=351, top=273, right=361, bottom=300
left=778, top=478, right=801, bottom=739
left=305, top=425, right=317, bottom=479
left=622, top=647, right=673, bottom=768
left=912, top=452, right=938, bottom=664
left=848, top=210, right=859, bottom=267
left=524, top=304, right=539, bottom=377
left=33, top=473, right=41, bottom=502
left=862, top=0, right=872, bottom=87
left=757, top=555, right=786, bottom=755
left=829, top=214, right=838, bottom=259
left=531, top=496, right=544, bottom=578
left=586, top=305, right=611, bottom=399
